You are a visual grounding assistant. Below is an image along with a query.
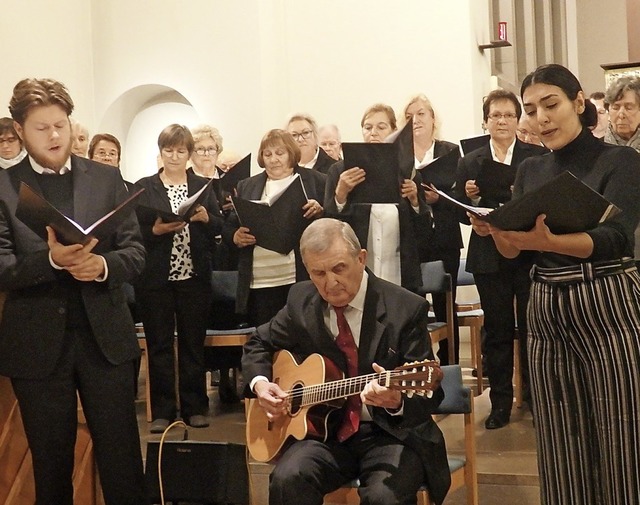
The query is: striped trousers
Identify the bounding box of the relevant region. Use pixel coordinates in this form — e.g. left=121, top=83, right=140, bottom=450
left=528, top=261, right=640, bottom=505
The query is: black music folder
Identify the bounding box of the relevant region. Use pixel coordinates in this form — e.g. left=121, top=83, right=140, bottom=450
left=475, top=159, right=517, bottom=202
left=138, top=176, right=215, bottom=223
left=16, top=182, right=144, bottom=246
left=460, top=134, right=490, bottom=155
left=342, top=120, right=414, bottom=204
left=219, top=153, right=251, bottom=193
left=436, top=171, right=620, bottom=233
left=231, top=174, right=308, bottom=254
left=417, top=147, right=460, bottom=190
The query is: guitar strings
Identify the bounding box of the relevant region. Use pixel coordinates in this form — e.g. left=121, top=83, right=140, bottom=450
left=284, top=368, right=433, bottom=403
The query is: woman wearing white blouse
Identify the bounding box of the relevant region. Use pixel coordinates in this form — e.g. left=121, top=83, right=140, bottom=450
left=223, top=129, right=326, bottom=326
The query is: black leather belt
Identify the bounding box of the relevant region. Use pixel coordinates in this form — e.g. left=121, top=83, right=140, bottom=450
left=531, top=258, right=637, bottom=284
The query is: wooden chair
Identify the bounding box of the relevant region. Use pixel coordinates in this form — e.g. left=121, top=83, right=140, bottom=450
left=417, top=261, right=455, bottom=364
left=456, top=260, right=484, bottom=394
left=324, top=365, right=478, bottom=505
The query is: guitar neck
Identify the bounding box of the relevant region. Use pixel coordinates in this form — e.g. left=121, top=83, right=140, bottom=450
left=289, top=371, right=388, bottom=407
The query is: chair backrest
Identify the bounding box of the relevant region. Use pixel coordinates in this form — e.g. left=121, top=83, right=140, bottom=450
left=434, top=365, right=471, bottom=415
left=211, top=270, right=239, bottom=302
left=457, top=259, right=475, bottom=287
left=418, top=260, right=452, bottom=295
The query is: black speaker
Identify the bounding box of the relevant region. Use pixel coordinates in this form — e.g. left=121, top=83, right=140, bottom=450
left=145, top=440, right=249, bottom=504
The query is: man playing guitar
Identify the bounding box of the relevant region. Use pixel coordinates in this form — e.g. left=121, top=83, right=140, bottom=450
left=242, top=218, right=450, bottom=505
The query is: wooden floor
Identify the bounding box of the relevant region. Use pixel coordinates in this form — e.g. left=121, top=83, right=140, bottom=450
left=137, top=333, right=540, bottom=505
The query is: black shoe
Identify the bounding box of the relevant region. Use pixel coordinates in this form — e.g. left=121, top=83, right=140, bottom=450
left=149, top=418, right=170, bottom=434
left=188, top=415, right=210, bottom=428
left=485, top=408, right=511, bottom=430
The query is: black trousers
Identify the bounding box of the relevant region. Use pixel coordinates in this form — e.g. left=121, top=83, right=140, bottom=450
left=137, top=276, right=212, bottom=420
left=247, top=284, right=292, bottom=327
left=269, top=423, right=425, bottom=505
left=423, top=248, right=461, bottom=365
left=474, top=264, right=530, bottom=411
left=11, top=327, right=145, bottom=505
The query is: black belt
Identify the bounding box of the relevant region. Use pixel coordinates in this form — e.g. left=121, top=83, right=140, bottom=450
left=531, top=258, right=637, bottom=284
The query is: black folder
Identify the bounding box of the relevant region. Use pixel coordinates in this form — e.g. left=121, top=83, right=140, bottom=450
left=219, top=153, right=251, bottom=193
left=342, top=120, right=415, bottom=204
left=231, top=174, right=308, bottom=254
left=436, top=171, right=620, bottom=233
left=15, top=182, right=144, bottom=246
left=475, top=159, right=517, bottom=202
left=138, top=176, right=215, bottom=223
left=417, top=147, right=460, bottom=190
left=460, top=134, right=490, bottom=155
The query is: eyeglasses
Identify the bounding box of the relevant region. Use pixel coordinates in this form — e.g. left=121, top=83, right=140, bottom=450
left=488, top=113, right=518, bottom=121
left=194, top=147, right=218, bottom=156
left=320, top=140, right=339, bottom=148
left=0, top=137, right=18, bottom=146
left=95, top=149, right=118, bottom=159
left=290, top=130, right=313, bottom=141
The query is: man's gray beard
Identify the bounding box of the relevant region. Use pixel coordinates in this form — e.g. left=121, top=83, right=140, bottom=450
left=24, top=138, right=72, bottom=172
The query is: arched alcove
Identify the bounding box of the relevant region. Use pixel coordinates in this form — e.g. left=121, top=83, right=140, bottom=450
left=98, top=84, right=200, bottom=183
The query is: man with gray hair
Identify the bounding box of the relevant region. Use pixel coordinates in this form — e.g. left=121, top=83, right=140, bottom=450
left=242, top=217, right=450, bottom=505
left=318, top=124, right=342, bottom=161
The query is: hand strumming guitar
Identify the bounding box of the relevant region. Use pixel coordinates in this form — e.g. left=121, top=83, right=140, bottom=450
left=254, top=379, right=288, bottom=421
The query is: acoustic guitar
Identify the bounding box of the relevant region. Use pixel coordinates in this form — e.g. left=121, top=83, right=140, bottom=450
left=246, top=350, right=442, bottom=462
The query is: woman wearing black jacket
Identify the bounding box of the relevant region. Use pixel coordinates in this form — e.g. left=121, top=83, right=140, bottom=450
left=134, top=124, right=223, bottom=433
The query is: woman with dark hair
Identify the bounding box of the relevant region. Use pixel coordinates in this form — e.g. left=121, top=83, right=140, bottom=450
left=89, top=133, right=122, bottom=168
left=134, top=124, right=224, bottom=433
left=223, top=129, right=326, bottom=326
left=457, top=89, right=547, bottom=430
left=474, top=63, right=640, bottom=504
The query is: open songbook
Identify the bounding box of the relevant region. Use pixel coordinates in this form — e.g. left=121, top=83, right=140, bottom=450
left=433, top=171, right=620, bottom=233
left=138, top=177, right=215, bottom=223
left=231, top=174, right=309, bottom=254
left=15, top=182, right=144, bottom=245
left=341, top=119, right=415, bottom=204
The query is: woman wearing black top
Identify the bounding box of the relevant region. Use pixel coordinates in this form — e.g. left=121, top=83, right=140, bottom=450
left=474, top=64, right=640, bottom=504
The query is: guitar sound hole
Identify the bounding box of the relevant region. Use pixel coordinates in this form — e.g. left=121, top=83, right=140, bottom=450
left=289, top=383, right=304, bottom=415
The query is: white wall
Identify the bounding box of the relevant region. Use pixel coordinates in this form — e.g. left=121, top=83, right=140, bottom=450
left=1, top=0, right=495, bottom=185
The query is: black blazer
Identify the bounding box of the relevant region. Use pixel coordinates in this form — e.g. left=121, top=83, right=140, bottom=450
left=311, top=147, right=336, bottom=175
left=133, top=170, right=223, bottom=289
left=456, top=140, right=548, bottom=273
left=242, top=274, right=450, bottom=505
left=0, top=156, right=146, bottom=378
left=222, top=167, right=327, bottom=315
left=323, top=161, right=432, bottom=291
left=417, top=140, right=463, bottom=260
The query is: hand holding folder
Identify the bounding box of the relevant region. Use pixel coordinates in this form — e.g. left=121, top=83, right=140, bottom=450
left=15, top=182, right=144, bottom=246
left=138, top=177, right=215, bottom=223
left=434, top=171, right=620, bottom=233
left=231, top=174, right=309, bottom=254
left=341, top=120, right=415, bottom=204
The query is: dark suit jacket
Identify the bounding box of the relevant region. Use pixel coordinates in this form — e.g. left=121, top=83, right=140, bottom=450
left=222, top=167, right=327, bottom=315
left=0, top=155, right=146, bottom=379
left=456, top=140, right=547, bottom=273
left=417, top=140, right=463, bottom=260
left=242, top=274, right=450, bottom=505
left=323, top=161, right=432, bottom=290
left=133, top=170, right=223, bottom=289
left=311, top=147, right=336, bottom=175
